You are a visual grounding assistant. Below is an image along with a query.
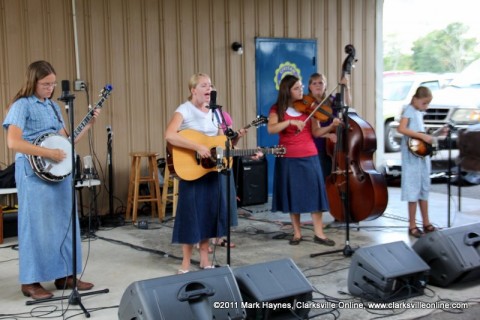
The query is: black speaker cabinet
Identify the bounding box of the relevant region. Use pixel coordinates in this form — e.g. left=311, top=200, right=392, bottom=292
left=348, top=241, right=430, bottom=302
left=118, top=266, right=246, bottom=320
left=413, top=222, right=480, bottom=287
left=233, top=156, right=268, bottom=207
left=233, top=258, right=313, bottom=320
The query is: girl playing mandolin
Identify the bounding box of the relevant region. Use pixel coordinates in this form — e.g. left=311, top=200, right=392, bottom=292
left=397, top=86, right=439, bottom=238
left=3, top=61, right=97, bottom=300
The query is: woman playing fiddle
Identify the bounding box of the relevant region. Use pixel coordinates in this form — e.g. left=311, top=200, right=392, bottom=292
left=267, top=75, right=341, bottom=246
left=308, top=73, right=351, bottom=176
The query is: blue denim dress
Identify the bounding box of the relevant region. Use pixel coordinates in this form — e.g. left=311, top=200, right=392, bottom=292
left=3, top=96, right=82, bottom=284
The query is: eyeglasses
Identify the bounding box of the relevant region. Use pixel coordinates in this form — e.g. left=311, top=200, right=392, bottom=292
left=38, top=82, right=57, bottom=88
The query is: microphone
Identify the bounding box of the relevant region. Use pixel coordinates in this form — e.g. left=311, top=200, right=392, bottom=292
left=83, top=155, right=94, bottom=179
left=58, top=80, right=74, bottom=103
left=208, top=90, right=218, bottom=110
left=215, top=146, right=224, bottom=171
left=107, top=125, right=113, bottom=145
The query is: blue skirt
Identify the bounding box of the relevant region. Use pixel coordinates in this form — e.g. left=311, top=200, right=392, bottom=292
left=271, top=156, right=329, bottom=214
left=15, top=156, right=82, bottom=284
left=172, top=172, right=228, bottom=244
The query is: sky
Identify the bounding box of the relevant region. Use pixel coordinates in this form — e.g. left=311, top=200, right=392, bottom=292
left=383, top=0, right=480, bottom=53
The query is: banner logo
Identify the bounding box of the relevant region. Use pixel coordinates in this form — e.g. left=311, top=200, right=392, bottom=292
left=274, top=62, right=302, bottom=90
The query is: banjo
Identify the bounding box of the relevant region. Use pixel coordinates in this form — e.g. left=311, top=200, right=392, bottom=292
left=28, top=84, right=113, bottom=182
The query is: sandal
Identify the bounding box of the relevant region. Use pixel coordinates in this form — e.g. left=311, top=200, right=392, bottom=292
left=200, top=265, right=215, bottom=269
left=289, top=237, right=303, bottom=245
left=408, top=227, right=424, bottom=238
left=177, top=269, right=189, bottom=274
left=313, top=236, right=335, bottom=247
left=212, top=238, right=236, bottom=248
left=423, top=224, right=438, bottom=233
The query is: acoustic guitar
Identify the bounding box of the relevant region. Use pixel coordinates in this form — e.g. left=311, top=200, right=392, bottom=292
left=166, top=129, right=285, bottom=181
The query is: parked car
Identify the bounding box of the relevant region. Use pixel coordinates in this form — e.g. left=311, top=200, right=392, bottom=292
left=384, top=60, right=480, bottom=182
left=390, top=59, right=480, bottom=150
left=383, top=72, right=448, bottom=152
left=422, top=59, right=480, bottom=142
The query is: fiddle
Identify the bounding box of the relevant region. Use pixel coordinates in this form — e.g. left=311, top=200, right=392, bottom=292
left=293, top=94, right=335, bottom=123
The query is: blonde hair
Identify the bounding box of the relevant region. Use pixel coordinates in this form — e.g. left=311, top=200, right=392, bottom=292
left=410, top=86, right=432, bottom=104
left=187, top=73, right=210, bottom=100
left=308, top=72, right=327, bottom=100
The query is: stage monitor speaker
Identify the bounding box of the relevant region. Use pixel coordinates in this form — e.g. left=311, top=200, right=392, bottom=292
left=233, top=156, right=268, bottom=207
left=412, top=222, right=480, bottom=287
left=118, top=266, right=246, bottom=320
left=233, top=258, right=313, bottom=320
left=348, top=241, right=430, bottom=302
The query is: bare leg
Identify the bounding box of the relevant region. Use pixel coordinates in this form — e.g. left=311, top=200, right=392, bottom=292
left=198, top=239, right=212, bottom=268
left=290, top=213, right=302, bottom=239
left=408, top=201, right=418, bottom=229
left=181, top=244, right=193, bottom=271
left=418, top=199, right=431, bottom=226
left=311, top=212, right=327, bottom=239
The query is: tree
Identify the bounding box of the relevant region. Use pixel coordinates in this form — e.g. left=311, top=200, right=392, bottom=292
left=383, top=34, right=413, bottom=70
left=411, top=23, right=480, bottom=73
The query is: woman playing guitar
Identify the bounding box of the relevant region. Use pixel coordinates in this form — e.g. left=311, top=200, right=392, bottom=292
left=164, top=73, right=230, bottom=273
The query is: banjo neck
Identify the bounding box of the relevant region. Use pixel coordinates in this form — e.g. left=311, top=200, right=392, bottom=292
left=72, top=86, right=112, bottom=139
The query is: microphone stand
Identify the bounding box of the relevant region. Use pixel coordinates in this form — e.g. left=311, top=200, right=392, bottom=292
left=311, top=96, right=354, bottom=258
left=213, top=106, right=234, bottom=266
left=27, top=84, right=109, bottom=315
left=446, top=124, right=454, bottom=228
left=107, top=127, right=114, bottom=215
left=225, top=138, right=232, bottom=266
left=311, top=44, right=357, bottom=258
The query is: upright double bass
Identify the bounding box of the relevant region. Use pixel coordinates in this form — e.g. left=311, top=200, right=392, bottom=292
left=325, top=45, right=388, bottom=222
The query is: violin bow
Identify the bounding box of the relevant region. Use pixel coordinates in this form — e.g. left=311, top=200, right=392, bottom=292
left=302, top=85, right=339, bottom=123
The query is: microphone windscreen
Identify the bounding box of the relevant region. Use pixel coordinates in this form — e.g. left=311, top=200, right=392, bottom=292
left=210, top=90, right=217, bottom=106
left=61, top=80, right=70, bottom=92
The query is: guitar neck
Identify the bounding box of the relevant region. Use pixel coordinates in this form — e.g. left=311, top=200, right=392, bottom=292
left=229, top=147, right=277, bottom=157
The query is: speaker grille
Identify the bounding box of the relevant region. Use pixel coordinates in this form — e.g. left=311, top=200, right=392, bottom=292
left=119, top=266, right=246, bottom=320
left=348, top=241, right=430, bottom=302
left=413, top=222, right=480, bottom=287
left=233, top=156, right=268, bottom=206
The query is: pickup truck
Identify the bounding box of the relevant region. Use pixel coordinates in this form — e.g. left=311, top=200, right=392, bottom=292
left=385, top=60, right=480, bottom=180
left=392, top=59, right=480, bottom=150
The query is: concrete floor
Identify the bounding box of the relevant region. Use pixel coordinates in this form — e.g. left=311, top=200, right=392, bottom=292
left=1, top=184, right=479, bottom=319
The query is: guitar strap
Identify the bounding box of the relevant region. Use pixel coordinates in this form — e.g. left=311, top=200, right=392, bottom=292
left=213, top=109, right=229, bottom=135
left=47, top=101, right=68, bottom=135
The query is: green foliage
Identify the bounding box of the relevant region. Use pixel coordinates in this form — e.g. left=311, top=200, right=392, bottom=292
left=384, top=22, right=480, bottom=73
left=384, top=54, right=412, bottom=71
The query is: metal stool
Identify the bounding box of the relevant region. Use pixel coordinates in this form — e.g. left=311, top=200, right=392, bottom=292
left=161, top=165, right=179, bottom=218
left=126, top=152, right=163, bottom=222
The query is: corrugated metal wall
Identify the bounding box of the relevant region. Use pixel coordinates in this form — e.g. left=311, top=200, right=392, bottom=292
left=0, top=0, right=381, bottom=214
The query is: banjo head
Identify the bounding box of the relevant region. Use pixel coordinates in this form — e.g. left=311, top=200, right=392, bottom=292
left=35, top=134, right=73, bottom=180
